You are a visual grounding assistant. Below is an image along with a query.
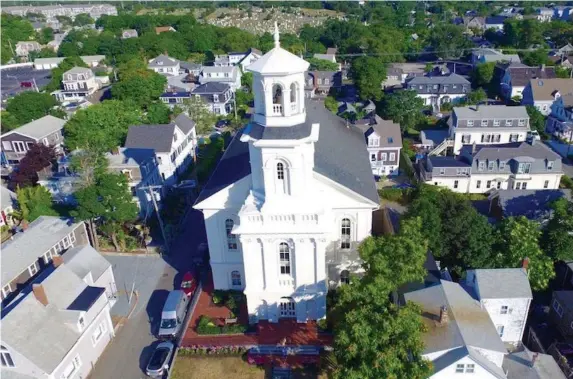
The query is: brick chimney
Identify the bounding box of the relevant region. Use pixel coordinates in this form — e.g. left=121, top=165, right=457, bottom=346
left=472, top=142, right=477, bottom=154
left=32, top=284, right=49, bottom=306
left=52, top=255, right=64, bottom=268
left=439, top=305, right=449, bottom=325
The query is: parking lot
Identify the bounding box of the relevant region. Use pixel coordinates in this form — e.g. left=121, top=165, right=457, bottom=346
left=1, top=66, right=52, bottom=100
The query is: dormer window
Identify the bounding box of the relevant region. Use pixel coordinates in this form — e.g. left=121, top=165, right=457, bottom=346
left=493, top=119, right=500, bottom=126
left=481, top=120, right=488, bottom=127
left=499, top=161, right=506, bottom=170
left=78, top=316, right=85, bottom=331
left=467, top=120, right=474, bottom=127
left=548, top=161, right=554, bottom=170
left=517, top=162, right=531, bottom=174
left=488, top=161, right=495, bottom=171
left=505, top=119, right=512, bottom=126
left=518, top=119, right=526, bottom=126
left=368, top=137, right=379, bottom=147
left=478, top=161, right=485, bottom=171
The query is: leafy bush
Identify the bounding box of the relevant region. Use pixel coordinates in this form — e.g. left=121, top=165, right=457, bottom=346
left=196, top=315, right=246, bottom=335
left=378, top=187, right=414, bottom=205
left=317, top=318, right=329, bottom=331
left=561, top=175, right=573, bottom=190
left=179, top=345, right=248, bottom=356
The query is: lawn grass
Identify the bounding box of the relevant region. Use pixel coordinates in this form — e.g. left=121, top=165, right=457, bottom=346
left=171, top=356, right=263, bottom=379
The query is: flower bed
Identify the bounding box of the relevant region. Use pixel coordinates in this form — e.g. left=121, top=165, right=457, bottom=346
left=211, top=289, right=245, bottom=318
left=196, top=315, right=247, bottom=335
left=179, top=345, right=249, bottom=356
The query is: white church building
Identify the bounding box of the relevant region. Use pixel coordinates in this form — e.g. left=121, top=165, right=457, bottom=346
left=194, top=24, right=379, bottom=324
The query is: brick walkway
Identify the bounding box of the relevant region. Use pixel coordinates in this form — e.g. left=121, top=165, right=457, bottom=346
left=181, top=271, right=333, bottom=347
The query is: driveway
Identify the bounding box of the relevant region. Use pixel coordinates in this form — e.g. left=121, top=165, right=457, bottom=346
left=1, top=67, right=51, bottom=100
left=90, top=210, right=207, bottom=379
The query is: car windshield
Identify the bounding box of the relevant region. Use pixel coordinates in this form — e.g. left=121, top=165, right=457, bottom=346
left=148, top=347, right=170, bottom=370
left=160, top=318, right=177, bottom=329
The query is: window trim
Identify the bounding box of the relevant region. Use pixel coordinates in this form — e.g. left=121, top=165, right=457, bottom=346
left=278, top=242, right=292, bottom=276
left=465, top=364, right=475, bottom=373
left=341, top=218, right=351, bottom=249
left=1, top=284, right=11, bottom=299
left=497, top=325, right=505, bottom=337
left=500, top=305, right=508, bottom=315
left=455, top=363, right=464, bottom=373
left=0, top=346, right=15, bottom=368
left=225, top=219, right=237, bottom=251
left=231, top=270, right=242, bottom=286
left=91, top=321, right=106, bottom=346
left=28, top=262, right=38, bottom=276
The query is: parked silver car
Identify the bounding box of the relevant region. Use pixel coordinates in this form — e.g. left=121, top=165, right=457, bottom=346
left=146, top=341, right=175, bottom=377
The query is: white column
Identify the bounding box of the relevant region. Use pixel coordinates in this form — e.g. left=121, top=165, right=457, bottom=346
left=314, top=238, right=327, bottom=286
left=283, top=88, right=291, bottom=117
left=262, top=238, right=278, bottom=291
left=240, top=237, right=265, bottom=293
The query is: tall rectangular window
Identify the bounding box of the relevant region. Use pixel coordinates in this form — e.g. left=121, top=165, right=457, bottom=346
left=454, top=180, right=459, bottom=189
left=225, top=219, right=237, bottom=250
left=544, top=180, right=549, bottom=189
left=341, top=218, right=351, bottom=249
left=279, top=243, right=291, bottom=275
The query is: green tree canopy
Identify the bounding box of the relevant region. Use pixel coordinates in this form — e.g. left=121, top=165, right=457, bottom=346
left=307, top=57, right=339, bottom=71
left=428, top=24, right=471, bottom=59
left=526, top=105, right=546, bottom=136
left=37, top=27, right=54, bottom=45
left=5, top=92, right=59, bottom=127
left=333, top=217, right=432, bottom=379
left=349, top=56, right=387, bottom=101
left=111, top=60, right=167, bottom=109
left=471, top=62, right=495, bottom=88
left=1, top=14, right=35, bottom=63
left=73, top=13, right=94, bottom=27
left=542, top=198, right=573, bottom=262
left=381, top=90, right=425, bottom=132
left=465, top=88, right=488, bottom=105
left=494, top=216, right=555, bottom=291
left=15, top=186, right=58, bottom=223
left=64, top=100, right=143, bottom=153
left=182, top=96, right=217, bottom=135
left=145, top=102, right=171, bottom=124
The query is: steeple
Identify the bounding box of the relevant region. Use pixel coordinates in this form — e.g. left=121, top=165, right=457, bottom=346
left=274, top=21, right=280, bottom=49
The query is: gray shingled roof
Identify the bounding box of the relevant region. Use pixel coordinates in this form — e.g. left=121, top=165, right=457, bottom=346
left=192, top=82, right=230, bottom=95
left=454, top=105, right=529, bottom=120
left=504, top=347, right=567, bottom=379
left=493, top=189, right=571, bottom=221
left=472, top=268, right=532, bottom=299
left=63, top=245, right=111, bottom=282
left=368, top=116, right=402, bottom=148
left=124, top=124, right=176, bottom=153
left=148, top=54, right=179, bottom=68
left=172, top=114, right=195, bottom=134
left=404, top=280, right=507, bottom=355
left=432, top=346, right=506, bottom=379
left=409, top=73, right=470, bottom=85
left=195, top=101, right=379, bottom=205
left=1, top=217, right=80, bottom=288
left=2, top=115, right=65, bottom=140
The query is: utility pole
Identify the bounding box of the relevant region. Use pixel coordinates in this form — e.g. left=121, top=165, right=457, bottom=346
left=141, top=185, right=169, bottom=254
left=233, top=91, right=238, bottom=120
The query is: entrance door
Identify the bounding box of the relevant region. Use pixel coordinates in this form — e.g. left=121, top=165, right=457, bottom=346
left=279, top=297, right=296, bottom=318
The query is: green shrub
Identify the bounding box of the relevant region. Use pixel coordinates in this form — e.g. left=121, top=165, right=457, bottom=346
left=196, top=315, right=246, bottom=335
left=561, top=175, right=573, bottom=190
left=317, top=318, right=328, bottom=331
left=378, top=188, right=403, bottom=202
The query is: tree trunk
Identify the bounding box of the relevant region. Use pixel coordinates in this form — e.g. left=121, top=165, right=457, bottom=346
left=110, top=232, right=121, bottom=252
left=90, top=219, right=100, bottom=250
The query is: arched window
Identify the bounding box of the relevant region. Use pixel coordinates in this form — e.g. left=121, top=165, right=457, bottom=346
left=276, top=162, right=285, bottom=180
left=290, top=82, right=297, bottom=112
left=225, top=219, right=237, bottom=250
left=279, top=297, right=296, bottom=318
left=340, top=270, right=350, bottom=285
left=279, top=242, right=291, bottom=275
left=272, top=84, right=283, bottom=105
left=231, top=271, right=241, bottom=286
left=1, top=346, right=15, bottom=368
left=341, top=218, right=351, bottom=249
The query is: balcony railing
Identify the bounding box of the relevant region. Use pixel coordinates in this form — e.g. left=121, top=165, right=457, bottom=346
left=272, top=104, right=283, bottom=115
left=278, top=276, right=294, bottom=288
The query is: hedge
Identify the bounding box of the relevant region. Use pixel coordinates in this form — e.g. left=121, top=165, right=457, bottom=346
left=561, top=175, right=573, bottom=190
left=196, top=315, right=247, bottom=335
left=378, top=187, right=415, bottom=205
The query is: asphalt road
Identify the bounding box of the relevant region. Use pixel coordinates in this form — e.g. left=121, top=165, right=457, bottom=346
left=1, top=67, right=51, bottom=100
left=90, top=209, right=206, bottom=379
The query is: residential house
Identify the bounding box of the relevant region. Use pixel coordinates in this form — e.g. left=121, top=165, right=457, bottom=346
left=191, top=82, right=233, bottom=116
left=522, top=78, right=573, bottom=116
left=305, top=71, right=342, bottom=98
left=155, top=26, right=176, bottom=34
left=121, top=29, right=138, bottom=39
left=160, top=91, right=191, bottom=108
left=33, top=55, right=105, bottom=70
left=0, top=186, right=17, bottom=228
left=2, top=4, right=117, bottom=19
left=51, top=67, right=100, bottom=103
left=487, top=189, right=571, bottom=222
left=221, top=48, right=263, bottom=71
left=148, top=55, right=180, bottom=77
left=15, top=41, right=42, bottom=58
left=382, top=62, right=426, bottom=89
left=1, top=245, right=116, bottom=379
left=485, top=16, right=507, bottom=31
left=406, top=73, right=471, bottom=110
left=405, top=280, right=509, bottom=379
left=420, top=140, right=563, bottom=193
left=548, top=54, right=573, bottom=68
left=549, top=291, right=573, bottom=339
left=199, top=66, right=242, bottom=92
left=0, top=216, right=89, bottom=301
left=357, top=116, right=402, bottom=177
left=1, top=115, right=66, bottom=168
left=555, top=43, right=573, bottom=57
left=553, top=6, right=573, bottom=21
left=535, top=7, right=555, bottom=22
left=448, top=105, right=530, bottom=154
left=464, top=268, right=532, bottom=346
left=179, top=61, right=203, bottom=78
left=544, top=81, right=573, bottom=142
left=500, top=63, right=557, bottom=100
left=471, top=48, right=521, bottom=66
left=105, top=147, right=162, bottom=216
left=462, top=16, right=486, bottom=32
left=124, top=114, right=197, bottom=185
left=193, top=27, right=379, bottom=322
left=503, top=347, right=567, bottom=379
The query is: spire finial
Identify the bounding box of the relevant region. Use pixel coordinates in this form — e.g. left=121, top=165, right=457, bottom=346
left=274, top=21, right=280, bottom=48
